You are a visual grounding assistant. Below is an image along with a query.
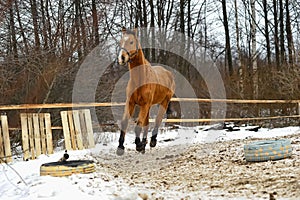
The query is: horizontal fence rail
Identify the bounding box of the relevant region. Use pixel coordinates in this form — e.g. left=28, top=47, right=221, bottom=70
left=1, top=98, right=300, bottom=125
left=1, top=98, right=300, bottom=110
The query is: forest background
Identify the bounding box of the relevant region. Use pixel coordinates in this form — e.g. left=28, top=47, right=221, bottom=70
left=0, top=0, right=299, bottom=127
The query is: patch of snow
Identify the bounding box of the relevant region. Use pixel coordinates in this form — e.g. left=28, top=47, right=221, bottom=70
left=0, top=124, right=299, bottom=199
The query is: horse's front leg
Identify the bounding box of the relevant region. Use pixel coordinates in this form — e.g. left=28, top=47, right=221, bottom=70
left=137, top=121, right=149, bottom=154
left=117, top=100, right=135, bottom=156
left=135, top=106, right=150, bottom=153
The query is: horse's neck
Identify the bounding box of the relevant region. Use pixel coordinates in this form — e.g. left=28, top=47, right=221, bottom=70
left=128, top=50, right=149, bottom=69
left=128, top=50, right=152, bottom=86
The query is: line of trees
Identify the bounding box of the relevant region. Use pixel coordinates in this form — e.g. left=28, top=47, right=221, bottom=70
left=0, top=0, right=300, bottom=107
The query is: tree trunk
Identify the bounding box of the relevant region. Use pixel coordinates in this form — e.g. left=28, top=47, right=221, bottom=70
left=251, top=0, right=258, bottom=99
left=9, top=6, right=18, bottom=60
left=74, top=0, right=82, bottom=59
left=30, top=0, right=41, bottom=52
left=234, top=0, right=243, bottom=97
left=263, top=0, right=271, bottom=66
left=92, top=0, right=100, bottom=47
left=279, top=0, right=286, bottom=65
left=221, top=0, right=233, bottom=76
left=273, top=0, right=280, bottom=69
left=149, top=0, right=156, bottom=61
left=142, top=0, right=147, bottom=27
left=285, top=0, right=294, bottom=67
left=15, top=0, right=29, bottom=55
left=40, top=0, right=49, bottom=51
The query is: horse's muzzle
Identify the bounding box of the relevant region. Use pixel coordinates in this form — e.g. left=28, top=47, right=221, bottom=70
left=118, top=55, right=127, bottom=65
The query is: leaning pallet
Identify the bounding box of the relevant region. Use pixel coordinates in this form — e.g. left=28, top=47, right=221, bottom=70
left=0, top=115, right=12, bottom=163
left=60, top=109, right=95, bottom=150
left=21, top=113, right=53, bottom=161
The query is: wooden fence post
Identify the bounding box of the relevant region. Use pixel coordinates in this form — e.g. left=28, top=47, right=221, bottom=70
left=0, top=115, right=12, bottom=163
left=0, top=122, right=4, bottom=161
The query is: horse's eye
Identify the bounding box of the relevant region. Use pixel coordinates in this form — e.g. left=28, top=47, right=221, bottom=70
left=130, top=41, right=134, bottom=45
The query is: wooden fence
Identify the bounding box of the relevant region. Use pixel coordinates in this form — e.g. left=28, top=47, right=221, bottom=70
left=0, top=98, right=300, bottom=163
left=0, top=115, right=12, bottom=163
left=1, top=98, right=299, bottom=123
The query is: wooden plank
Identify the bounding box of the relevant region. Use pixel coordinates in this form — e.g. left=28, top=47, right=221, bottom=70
left=39, top=113, right=46, bottom=154
left=72, top=110, right=84, bottom=150
left=27, top=114, right=35, bottom=160
left=83, top=109, right=95, bottom=148
left=60, top=111, right=72, bottom=150
left=0, top=120, right=4, bottom=163
left=148, top=114, right=300, bottom=123
left=1, top=115, right=12, bottom=163
left=44, top=113, right=53, bottom=154
left=33, top=113, right=41, bottom=157
left=170, top=98, right=300, bottom=104
left=1, top=99, right=300, bottom=111
left=79, top=110, right=88, bottom=148
left=67, top=111, right=77, bottom=150
left=21, top=114, right=30, bottom=161
left=0, top=102, right=125, bottom=110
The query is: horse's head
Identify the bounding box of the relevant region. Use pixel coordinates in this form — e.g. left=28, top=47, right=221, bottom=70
left=118, top=27, right=139, bottom=65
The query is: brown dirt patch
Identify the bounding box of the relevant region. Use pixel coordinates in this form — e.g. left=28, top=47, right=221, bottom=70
left=93, top=133, right=300, bottom=199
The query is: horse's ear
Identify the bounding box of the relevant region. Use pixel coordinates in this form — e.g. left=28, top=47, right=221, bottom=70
left=122, top=26, right=127, bottom=34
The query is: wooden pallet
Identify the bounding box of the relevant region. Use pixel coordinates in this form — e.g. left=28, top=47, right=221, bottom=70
left=60, top=109, right=95, bottom=150
left=21, top=113, right=53, bottom=161
left=0, top=115, right=12, bottom=163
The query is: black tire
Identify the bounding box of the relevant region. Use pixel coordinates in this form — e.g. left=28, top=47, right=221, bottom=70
left=40, top=160, right=95, bottom=177
left=244, top=139, right=292, bottom=162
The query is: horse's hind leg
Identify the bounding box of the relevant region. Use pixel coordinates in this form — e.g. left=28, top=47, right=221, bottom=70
left=150, top=100, right=169, bottom=147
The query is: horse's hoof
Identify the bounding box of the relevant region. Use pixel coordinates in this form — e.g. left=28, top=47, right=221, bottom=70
left=116, top=147, right=125, bottom=156
left=136, top=143, right=145, bottom=152
left=150, top=138, right=157, bottom=147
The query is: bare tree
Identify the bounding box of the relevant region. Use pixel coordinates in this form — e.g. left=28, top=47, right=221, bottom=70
left=9, top=6, right=18, bottom=60
left=30, top=0, right=41, bottom=51
left=286, top=0, right=294, bottom=67
left=273, top=0, right=280, bottom=69
left=279, top=0, right=286, bottom=65
left=263, top=0, right=271, bottom=66
left=92, top=0, right=100, bottom=47
left=221, top=0, right=233, bottom=75
left=234, top=0, right=243, bottom=96
left=250, top=0, right=258, bottom=98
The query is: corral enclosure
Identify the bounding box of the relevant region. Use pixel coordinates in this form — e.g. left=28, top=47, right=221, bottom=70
left=1, top=97, right=300, bottom=164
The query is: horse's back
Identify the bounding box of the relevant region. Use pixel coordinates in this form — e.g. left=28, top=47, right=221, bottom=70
left=152, top=65, right=175, bottom=93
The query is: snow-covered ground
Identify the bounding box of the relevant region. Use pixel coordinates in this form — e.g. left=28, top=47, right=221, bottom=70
left=1, top=124, right=299, bottom=200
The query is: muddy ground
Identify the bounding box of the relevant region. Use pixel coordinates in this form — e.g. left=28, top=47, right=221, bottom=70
left=92, top=133, right=300, bottom=199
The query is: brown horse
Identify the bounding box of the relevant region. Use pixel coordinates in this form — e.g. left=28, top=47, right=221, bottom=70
left=116, top=27, right=175, bottom=155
